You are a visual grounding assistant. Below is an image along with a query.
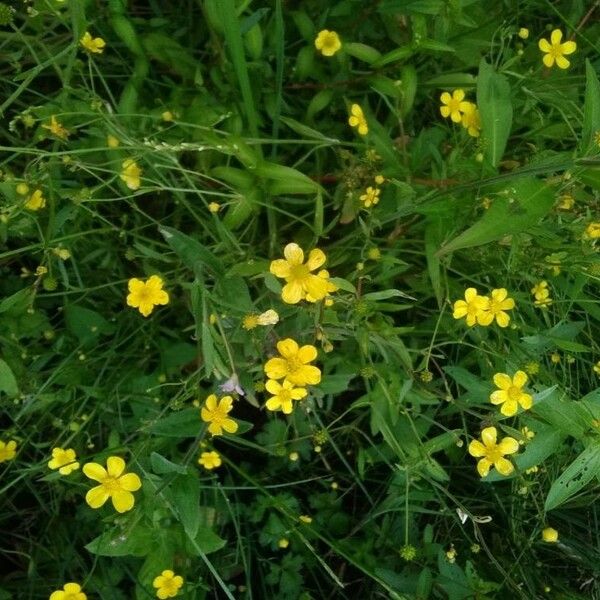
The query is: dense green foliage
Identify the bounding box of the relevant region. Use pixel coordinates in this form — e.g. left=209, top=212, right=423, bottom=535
left=1, top=0, right=600, bottom=598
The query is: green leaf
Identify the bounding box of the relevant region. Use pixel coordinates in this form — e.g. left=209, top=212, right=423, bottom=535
left=362, top=289, right=416, bottom=301
left=64, top=305, right=114, bottom=344
left=0, top=359, right=18, bottom=397
left=86, top=527, right=153, bottom=557
left=147, top=408, right=202, bottom=438
left=150, top=452, right=189, bottom=475
left=545, top=444, right=600, bottom=511
left=159, top=226, right=224, bottom=277
left=169, top=474, right=201, bottom=539
left=477, top=59, right=512, bottom=167
left=187, top=525, right=227, bottom=555
left=437, top=178, right=554, bottom=256
left=582, top=60, right=600, bottom=153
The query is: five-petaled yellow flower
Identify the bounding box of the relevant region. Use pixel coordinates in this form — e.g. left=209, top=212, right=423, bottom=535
left=305, top=269, right=337, bottom=303
left=25, top=189, right=46, bottom=211
left=478, top=288, right=515, bottom=327
left=584, top=222, right=600, bottom=239
left=198, top=450, right=222, bottom=470
left=83, top=456, right=142, bottom=513
left=461, top=102, right=481, bottom=137
left=201, top=394, right=238, bottom=436
left=452, top=288, right=490, bottom=326
left=314, top=29, right=342, bottom=57
left=153, top=570, right=184, bottom=599
left=360, top=186, right=381, bottom=208
left=531, top=280, right=552, bottom=308
left=439, top=89, right=470, bottom=123
left=348, top=103, right=368, bottom=135
left=265, top=379, right=307, bottom=414
left=48, top=447, right=80, bottom=475
left=539, top=29, right=576, bottom=69
left=80, top=31, right=106, bottom=54
left=468, top=426, right=519, bottom=477
left=490, top=371, right=533, bottom=416
left=542, top=527, right=559, bottom=543
left=42, top=115, right=70, bottom=140
left=126, top=275, right=169, bottom=317
left=49, top=582, right=87, bottom=600
left=120, top=159, right=142, bottom=190
left=270, top=243, right=330, bottom=304
left=0, top=439, right=17, bottom=463
left=264, top=338, right=321, bottom=386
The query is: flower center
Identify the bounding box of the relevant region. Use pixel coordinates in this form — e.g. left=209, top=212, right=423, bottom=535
left=102, top=476, right=121, bottom=492
left=550, top=44, right=562, bottom=58
left=278, top=389, right=292, bottom=403
left=286, top=356, right=302, bottom=373
left=289, top=264, right=310, bottom=280
left=208, top=409, right=226, bottom=425
left=507, top=386, right=522, bottom=402
left=486, top=446, right=503, bottom=463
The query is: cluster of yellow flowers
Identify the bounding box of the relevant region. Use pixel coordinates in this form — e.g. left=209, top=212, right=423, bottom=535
left=452, top=287, right=515, bottom=327
left=531, top=280, right=552, bottom=308
left=16, top=183, right=46, bottom=211
left=439, top=90, right=481, bottom=137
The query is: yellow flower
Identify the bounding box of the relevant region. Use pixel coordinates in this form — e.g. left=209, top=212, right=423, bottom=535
left=557, top=194, right=574, bottom=210
left=49, top=582, right=87, bottom=600
left=208, top=202, right=221, bottom=213
left=367, top=247, right=381, bottom=260
left=83, top=456, right=142, bottom=513
left=461, top=102, right=481, bottom=137
left=126, top=275, right=169, bottom=317
left=278, top=538, right=289, bottom=549
left=584, top=222, right=600, bottom=239
left=270, top=243, right=329, bottom=304
left=265, top=379, right=307, bottom=414
left=490, top=371, right=533, bottom=416
left=120, top=159, right=142, bottom=190
left=264, top=338, right=321, bottom=386
left=299, top=514, right=312, bottom=523
left=305, top=269, right=337, bottom=303
left=289, top=451, right=299, bottom=461
left=242, top=314, right=259, bottom=330
left=360, top=186, right=381, bottom=208
left=539, top=29, right=576, bottom=69
left=314, top=29, right=342, bottom=57
left=48, top=447, right=80, bottom=475
left=520, top=426, right=535, bottom=444
left=531, top=280, right=552, bottom=308
left=518, top=27, right=529, bottom=40
left=550, top=352, right=561, bottom=364
left=542, top=527, right=558, bottom=543
left=452, top=288, right=490, bottom=326
left=201, top=394, right=238, bottom=436
left=439, top=89, right=470, bottom=123
left=374, top=174, right=385, bottom=185
left=53, top=247, right=71, bottom=260
left=0, top=440, right=17, bottom=463
left=80, top=31, right=106, bottom=54
left=25, top=189, right=46, bottom=211
left=198, top=450, right=221, bottom=470
left=42, top=115, right=70, bottom=140
left=107, top=134, right=120, bottom=148
left=468, top=426, right=519, bottom=477
left=153, top=570, right=184, bottom=599
left=16, top=182, right=29, bottom=195
left=478, top=288, right=515, bottom=327
left=243, top=309, right=279, bottom=330
left=348, top=103, right=368, bottom=135
left=593, top=360, right=600, bottom=376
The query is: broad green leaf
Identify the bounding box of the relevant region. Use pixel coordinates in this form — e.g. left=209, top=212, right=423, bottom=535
left=159, top=226, right=224, bottom=277
left=0, top=288, right=32, bottom=314
left=545, top=444, right=600, bottom=511
left=477, top=59, right=512, bottom=167
left=86, top=527, right=153, bottom=557
left=0, top=359, right=18, bottom=396
left=187, top=525, right=226, bottom=555
left=582, top=60, right=600, bottom=153
left=169, top=474, right=201, bottom=539
left=437, top=178, right=554, bottom=255
left=150, top=452, right=188, bottom=475
left=64, top=305, right=114, bottom=344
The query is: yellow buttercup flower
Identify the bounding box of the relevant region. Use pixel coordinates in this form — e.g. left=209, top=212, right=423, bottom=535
left=461, top=102, right=481, bottom=137
left=468, top=426, right=519, bottom=477
left=264, top=338, right=321, bottom=386
left=83, top=456, right=142, bottom=513
left=584, top=222, right=600, bottom=239
left=542, top=527, right=558, bottom=543
left=539, top=29, right=576, bottom=69
left=265, top=379, right=307, bottom=414
left=0, top=439, right=17, bottom=462
left=201, top=394, right=238, bottom=436
left=42, top=115, right=70, bottom=140
left=478, top=288, right=515, bottom=327
left=490, top=371, right=533, bottom=416
left=278, top=537, right=289, bottom=548
left=24, top=189, right=46, bottom=211
left=452, top=288, right=490, bottom=326
left=153, top=570, right=184, bottom=599
left=531, top=280, right=552, bottom=308
left=314, top=29, right=342, bottom=57
left=306, top=269, right=337, bottom=303
left=439, top=89, right=470, bottom=123
left=360, top=186, right=381, bottom=208
left=49, top=582, right=87, bottom=600
left=107, top=134, right=120, bottom=148
left=270, top=243, right=329, bottom=304
left=243, top=309, right=279, bottom=330
left=80, top=31, right=106, bottom=54
left=198, top=450, right=221, bottom=470
left=518, top=27, right=529, bottom=40
left=348, top=103, right=368, bottom=135
left=126, top=275, right=169, bottom=317
left=48, top=447, right=80, bottom=475
left=120, top=158, right=142, bottom=190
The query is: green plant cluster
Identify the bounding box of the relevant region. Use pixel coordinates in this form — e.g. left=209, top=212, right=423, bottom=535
left=1, top=0, right=600, bottom=599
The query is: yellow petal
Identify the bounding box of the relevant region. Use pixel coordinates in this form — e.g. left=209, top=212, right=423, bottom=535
left=306, top=248, right=326, bottom=271
left=543, top=53, right=555, bottom=68
left=493, top=373, right=512, bottom=390
left=440, top=92, right=451, bottom=104
left=118, top=472, right=142, bottom=491
left=265, top=379, right=282, bottom=394
left=560, top=40, right=576, bottom=55
left=297, top=344, right=317, bottom=364
left=495, top=312, right=510, bottom=328
left=264, top=357, right=288, bottom=379
left=83, top=462, right=107, bottom=482
left=477, top=311, right=494, bottom=326
left=281, top=281, right=304, bottom=304
left=494, top=457, right=514, bottom=476
left=550, top=29, right=563, bottom=45
left=481, top=427, right=497, bottom=448
left=498, top=437, right=519, bottom=454
left=86, top=485, right=110, bottom=509
left=490, top=390, right=508, bottom=405
left=266, top=397, right=282, bottom=411
left=204, top=394, right=217, bottom=410
left=477, top=458, right=492, bottom=477
left=283, top=243, right=304, bottom=265
left=291, top=387, right=307, bottom=400
left=277, top=338, right=299, bottom=358
left=464, top=288, right=478, bottom=302
left=303, top=274, right=328, bottom=301
left=292, top=364, right=321, bottom=386
left=106, top=456, right=126, bottom=478
left=491, top=288, right=507, bottom=301
left=111, top=490, right=135, bottom=513
left=128, top=278, right=144, bottom=293
left=518, top=393, right=533, bottom=410
left=555, top=55, right=570, bottom=69
left=512, top=371, right=528, bottom=388
left=500, top=399, right=518, bottom=416
left=454, top=89, right=465, bottom=102
left=468, top=440, right=487, bottom=457
left=222, top=418, right=238, bottom=434
left=270, top=259, right=291, bottom=278
left=219, top=396, right=233, bottom=412
left=440, top=106, right=451, bottom=118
